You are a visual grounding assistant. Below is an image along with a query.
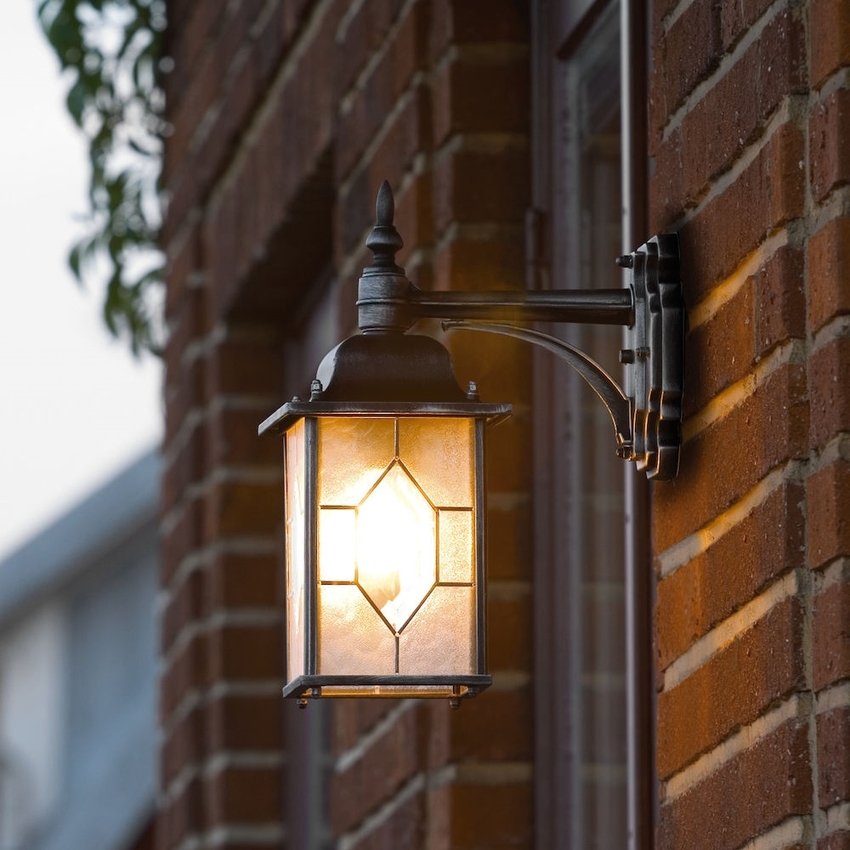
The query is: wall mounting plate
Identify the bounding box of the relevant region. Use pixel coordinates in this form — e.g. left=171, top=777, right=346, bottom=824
left=625, top=234, right=684, bottom=480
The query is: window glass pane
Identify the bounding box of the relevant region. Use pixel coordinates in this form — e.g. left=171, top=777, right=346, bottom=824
left=560, top=4, right=627, bottom=848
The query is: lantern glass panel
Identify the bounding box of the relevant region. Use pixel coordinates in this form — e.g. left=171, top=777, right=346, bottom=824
left=285, top=419, right=307, bottom=681
left=315, top=416, right=478, bottom=679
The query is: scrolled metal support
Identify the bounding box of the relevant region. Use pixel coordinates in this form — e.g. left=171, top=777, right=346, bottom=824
left=354, top=182, right=685, bottom=480
left=442, top=320, right=634, bottom=457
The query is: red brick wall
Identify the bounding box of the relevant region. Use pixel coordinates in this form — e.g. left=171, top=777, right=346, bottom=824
left=650, top=0, right=850, bottom=847
left=159, top=1, right=533, bottom=848
left=160, top=0, right=850, bottom=847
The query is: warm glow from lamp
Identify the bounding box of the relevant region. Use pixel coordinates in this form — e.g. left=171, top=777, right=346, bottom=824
left=272, top=406, right=499, bottom=703
left=357, top=463, right=436, bottom=632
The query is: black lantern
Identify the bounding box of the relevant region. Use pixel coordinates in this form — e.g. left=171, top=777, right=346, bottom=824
left=261, top=182, right=684, bottom=706
left=259, top=187, right=509, bottom=706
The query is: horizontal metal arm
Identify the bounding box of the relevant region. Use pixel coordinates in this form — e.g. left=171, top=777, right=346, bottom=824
left=409, top=289, right=634, bottom=326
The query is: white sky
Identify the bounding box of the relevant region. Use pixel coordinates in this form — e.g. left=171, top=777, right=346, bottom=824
left=0, top=2, right=162, bottom=560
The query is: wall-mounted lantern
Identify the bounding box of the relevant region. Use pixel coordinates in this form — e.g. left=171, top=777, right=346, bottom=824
left=260, top=182, right=684, bottom=707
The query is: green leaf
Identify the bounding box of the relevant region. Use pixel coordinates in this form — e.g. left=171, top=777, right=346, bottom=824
left=38, top=0, right=166, bottom=356
left=65, top=79, right=87, bottom=126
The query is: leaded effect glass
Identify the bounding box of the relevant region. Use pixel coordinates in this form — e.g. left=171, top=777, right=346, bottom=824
left=316, top=417, right=476, bottom=678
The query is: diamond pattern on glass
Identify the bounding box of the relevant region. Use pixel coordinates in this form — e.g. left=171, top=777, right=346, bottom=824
left=357, top=462, right=437, bottom=632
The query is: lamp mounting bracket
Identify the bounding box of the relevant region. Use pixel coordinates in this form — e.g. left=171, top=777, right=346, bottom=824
left=355, top=182, right=684, bottom=479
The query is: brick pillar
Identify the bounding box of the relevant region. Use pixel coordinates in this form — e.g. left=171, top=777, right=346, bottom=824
left=160, top=0, right=535, bottom=848
left=323, top=1, right=535, bottom=848
left=649, top=0, right=850, bottom=846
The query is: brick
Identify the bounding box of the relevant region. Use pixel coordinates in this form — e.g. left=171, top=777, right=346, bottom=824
left=658, top=720, right=811, bottom=850
left=367, top=87, right=432, bottom=209
left=206, top=766, right=282, bottom=825
left=433, top=148, right=530, bottom=235
left=207, top=404, right=282, bottom=468
left=719, top=0, right=775, bottom=49
left=162, top=422, right=206, bottom=513
left=159, top=776, right=204, bottom=850
left=161, top=497, right=204, bottom=587
left=654, top=362, right=808, bottom=550
left=427, top=685, right=533, bottom=767
left=818, top=706, right=850, bottom=805
left=161, top=566, right=205, bottom=655
left=662, top=0, right=721, bottom=115
left=206, top=693, right=283, bottom=751
left=674, top=12, right=806, bottom=209
left=432, top=232, right=526, bottom=293
left=809, top=218, right=850, bottom=332
left=164, top=227, right=202, bottom=320
left=356, top=790, right=425, bottom=850
left=811, top=0, right=850, bottom=86
left=656, top=481, right=805, bottom=669
left=683, top=244, right=804, bottom=414
left=754, top=245, right=806, bottom=357
left=207, top=623, right=283, bottom=681
left=487, top=595, right=533, bottom=672
left=164, top=356, right=205, bottom=444
left=673, top=123, right=804, bottom=296
left=203, top=478, right=282, bottom=540
left=820, top=833, right=850, bottom=850
left=205, top=335, right=283, bottom=398
left=429, top=0, right=528, bottom=61
left=426, top=781, right=533, bottom=850
left=331, top=707, right=426, bottom=834
left=161, top=703, right=205, bottom=787
left=166, top=46, right=225, bottom=181
left=487, top=499, right=533, bottom=581
left=810, top=90, right=850, bottom=203
left=160, top=632, right=209, bottom=720
left=392, top=172, right=435, bottom=264
left=657, top=596, right=805, bottom=778
left=330, top=699, right=397, bottom=759
left=813, top=580, right=850, bottom=690
left=164, top=285, right=204, bottom=378
left=167, top=0, right=229, bottom=112
left=206, top=552, right=279, bottom=612
left=335, top=0, right=409, bottom=99
left=337, top=167, right=372, bottom=260
left=254, top=1, right=287, bottom=84
left=649, top=127, right=682, bottom=226
left=335, top=4, right=427, bottom=183
left=195, top=50, right=261, bottom=195
left=807, top=460, right=850, bottom=570
left=432, top=55, right=529, bottom=148
left=809, top=338, right=850, bottom=449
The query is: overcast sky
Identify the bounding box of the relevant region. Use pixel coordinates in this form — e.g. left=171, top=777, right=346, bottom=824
left=0, top=2, right=162, bottom=560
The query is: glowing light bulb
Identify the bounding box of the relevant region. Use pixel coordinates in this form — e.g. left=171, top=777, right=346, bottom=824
left=357, top=463, right=436, bottom=632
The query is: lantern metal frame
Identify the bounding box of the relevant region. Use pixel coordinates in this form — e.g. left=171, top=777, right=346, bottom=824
left=259, top=181, right=685, bottom=706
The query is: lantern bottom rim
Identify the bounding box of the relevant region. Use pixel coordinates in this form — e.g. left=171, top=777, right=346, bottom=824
left=283, top=674, right=492, bottom=701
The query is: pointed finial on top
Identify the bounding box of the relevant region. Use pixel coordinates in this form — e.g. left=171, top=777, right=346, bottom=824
left=364, top=181, right=404, bottom=274
left=376, top=180, right=394, bottom=226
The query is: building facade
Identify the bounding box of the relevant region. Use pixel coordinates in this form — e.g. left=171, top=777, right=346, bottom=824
left=0, top=450, right=159, bottom=850
left=159, top=0, right=849, bottom=848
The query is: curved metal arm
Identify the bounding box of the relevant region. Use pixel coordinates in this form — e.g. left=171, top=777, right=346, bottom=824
left=442, top=320, right=634, bottom=456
